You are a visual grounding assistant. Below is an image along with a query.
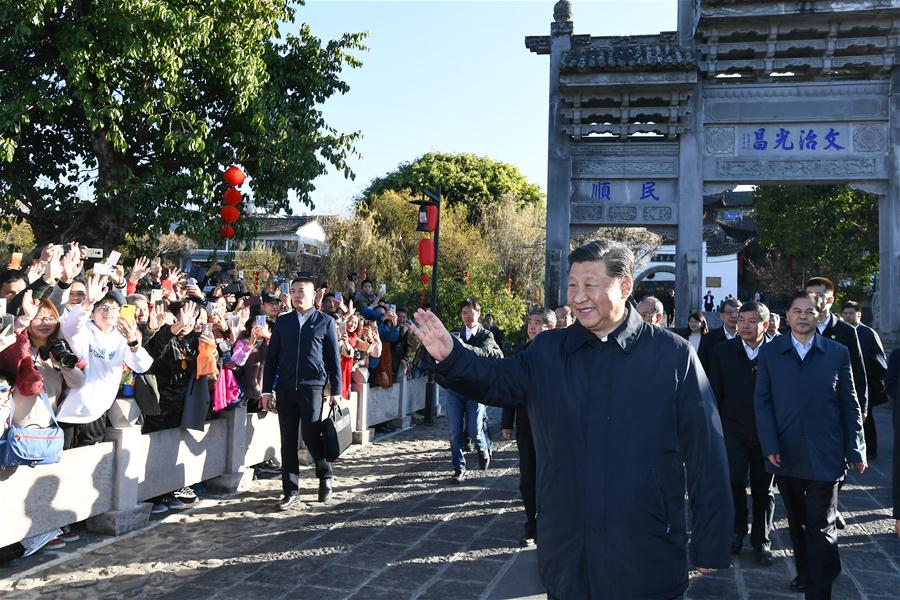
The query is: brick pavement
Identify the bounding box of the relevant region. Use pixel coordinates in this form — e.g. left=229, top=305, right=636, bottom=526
left=1, top=407, right=897, bottom=600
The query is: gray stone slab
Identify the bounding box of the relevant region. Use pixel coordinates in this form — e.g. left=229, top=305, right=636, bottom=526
left=441, top=557, right=508, bottom=584
left=215, top=581, right=287, bottom=600
left=189, top=562, right=263, bottom=590
left=364, top=561, right=443, bottom=591
left=486, top=548, right=545, bottom=600
left=418, top=578, right=493, bottom=600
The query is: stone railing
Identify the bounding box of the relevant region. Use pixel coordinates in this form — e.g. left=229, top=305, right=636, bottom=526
left=1, top=376, right=428, bottom=548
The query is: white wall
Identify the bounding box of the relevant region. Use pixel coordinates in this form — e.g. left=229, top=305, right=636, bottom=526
left=701, top=241, right=738, bottom=303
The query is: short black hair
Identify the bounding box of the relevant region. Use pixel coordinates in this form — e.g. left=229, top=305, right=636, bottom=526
left=738, top=301, right=770, bottom=323
left=842, top=300, right=860, bottom=311
left=361, top=278, right=374, bottom=286
left=459, top=297, right=481, bottom=313
left=789, top=290, right=823, bottom=312
left=720, top=297, right=742, bottom=312
left=0, top=369, right=15, bottom=387
left=568, top=239, right=635, bottom=279
left=0, top=269, right=27, bottom=287
left=805, top=276, right=835, bottom=294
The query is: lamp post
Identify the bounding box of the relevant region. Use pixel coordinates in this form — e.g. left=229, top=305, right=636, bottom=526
left=412, top=185, right=441, bottom=424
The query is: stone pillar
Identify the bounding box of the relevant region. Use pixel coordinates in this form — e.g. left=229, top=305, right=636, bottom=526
left=353, top=383, right=373, bottom=444
left=87, top=426, right=150, bottom=536
left=544, top=1, right=574, bottom=306
left=676, top=85, right=703, bottom=326
left=882, top=68, right=900, bottom=345
left=677, top=0, right=696, bottom=47
left=206, top=405, right=253, bottom=493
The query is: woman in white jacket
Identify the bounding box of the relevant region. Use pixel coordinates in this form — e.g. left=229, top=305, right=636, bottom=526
left=57, top=274, right=153, bottom=448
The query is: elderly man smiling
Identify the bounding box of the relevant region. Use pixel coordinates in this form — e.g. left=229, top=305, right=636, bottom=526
left=410, top=239, right=732, bottom=599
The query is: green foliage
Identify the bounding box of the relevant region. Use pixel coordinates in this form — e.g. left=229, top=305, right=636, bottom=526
left=0, top=1, right=365, bottom=248
left=358, top=152, right=544, bottom=224
left=321, top=189, right=527, bottom=332
left=751, top=185, right=879, bottom=301
left=0, top=217, right=35, bottom=265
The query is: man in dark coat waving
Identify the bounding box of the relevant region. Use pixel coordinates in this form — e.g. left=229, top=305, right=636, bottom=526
left=410, top=240, right=732, bottom=599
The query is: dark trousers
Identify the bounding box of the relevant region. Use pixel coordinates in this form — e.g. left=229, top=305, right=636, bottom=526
left=724, top=430, right=775, bottom=547
left=61, top=416, right=108, bottom=449
left=776, top=476, right=841, bottom=600
left=516, top=427, right=537, bottom=537
left=863, top=409, right=877, bottom=457
left=276, top=385, right=332, bottom=494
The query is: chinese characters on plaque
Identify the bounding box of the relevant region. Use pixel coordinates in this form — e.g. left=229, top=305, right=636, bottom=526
left=742, top=126, right=846, bottom=153
left=591, top=180, right=662, bottom=202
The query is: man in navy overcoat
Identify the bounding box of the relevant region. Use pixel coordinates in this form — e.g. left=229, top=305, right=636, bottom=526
left=411, top=240, right=733, bottom=600
left=755, top=291, right=866, bottom=599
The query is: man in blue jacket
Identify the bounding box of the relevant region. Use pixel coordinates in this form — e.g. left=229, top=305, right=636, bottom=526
left=411, top=240, right=732, bottom=599
left=754, top=291, right=866, bottom=599
left=262, top=275, right=342, bottom=510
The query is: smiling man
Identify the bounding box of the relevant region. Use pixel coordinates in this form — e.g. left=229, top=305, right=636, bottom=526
left=410, top=239, right=732, bottom=599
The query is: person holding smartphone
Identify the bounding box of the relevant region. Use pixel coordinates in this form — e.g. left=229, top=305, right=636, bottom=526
left=261, top=276, right=342, bottom=509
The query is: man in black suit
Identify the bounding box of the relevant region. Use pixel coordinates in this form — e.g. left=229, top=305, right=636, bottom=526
left=708, top=301, right=775, bottom=566
left=443, top=297, right=503, bottom=483
left=698, top=297, right=741, bottom=374
left=841, top=301, right=887, bottom=459
left=805, top=278, right=868, bottom=530
left=887, top=349, right=900, bottom=539
left=261, top=276, right=342, bottom=510
left=755, top=291, right=866, bottom=599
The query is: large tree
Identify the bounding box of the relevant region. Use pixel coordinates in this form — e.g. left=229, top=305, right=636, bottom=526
left=751, top=185, right=879, bottom=302
left=358, top=152, right=544, bottom=224
left=0, top=1, right=365, bottom=248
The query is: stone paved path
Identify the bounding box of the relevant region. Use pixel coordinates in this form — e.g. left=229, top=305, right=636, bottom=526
left=1, top=408, right=897, bottom=600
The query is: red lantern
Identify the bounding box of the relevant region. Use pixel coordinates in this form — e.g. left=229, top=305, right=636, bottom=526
left=418, top=238, right=434, bottom=266
left=223, top=187, right=242, bottom=205
left=425, top=205, right=438, bottom=232
left=220, top=225, right=235, bottom=239
left=419, top=273, right=430, bottom=285
left=223, top=166, right=246, bottom=187
left=220, top=205, right=240, bottom=224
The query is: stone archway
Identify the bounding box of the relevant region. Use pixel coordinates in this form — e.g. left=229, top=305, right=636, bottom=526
left=634, top=265, right=676, bottom=288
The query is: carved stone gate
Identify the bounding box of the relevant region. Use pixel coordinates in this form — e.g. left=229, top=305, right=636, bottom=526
left=528, top=0, right=900, bottom=343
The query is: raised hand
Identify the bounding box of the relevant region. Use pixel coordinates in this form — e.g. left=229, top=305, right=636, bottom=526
left=83, top=273, right=109, bottom=308
left=408, top=310, right=454, bottom=362
left=168, top=266, right=187, bottom=283
left=60, top=244, right=83, bottom=283
left=42, top=245, right=64, bottom=282
left=26, top=262, right=43, bottom=284
left=148, top=303, right=167, bottom=330
left=116, top=317, right=142, bottom=346
left=128, top=256, right=151, bottom=283
left=19, top=290, right=38, bottom=322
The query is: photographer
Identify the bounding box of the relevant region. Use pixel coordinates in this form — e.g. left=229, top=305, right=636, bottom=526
left=0, top=290, right=85, bottom=432
left=57, top=274, right=153, bottom=448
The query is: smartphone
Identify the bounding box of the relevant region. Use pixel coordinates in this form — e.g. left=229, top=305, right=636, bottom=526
left=0, top=315, right=13, bottom=332
left=279, top=282, right=290, bottom=295
left=0, top=298, right=6, bottom=316
left=206, top=302, right=219, bottom=316
left=106, top=250, right=121, bottom=266
left=186, top=277, right=198, bottom=286
left=150, top=289, right=163, bottom=304
left=338, top=318, right=347, bottom=334
left=255, top=315, right=267, bottom=329
left=161, top=279, right=173, bottom=293
left=84, top=248, right=104, bottom=259
left=202, top=323, right=213, bottom=337
left=379, top=283, right=386, bottom=294
left=119, top=305, right=136, bottom=324
left=94, top=263, right=116, bottom=277
left=8, top=252, right=22, bottom=269
left=389, top=304, right=396, bottom=314
left=237, top=270, right=245, bottom=280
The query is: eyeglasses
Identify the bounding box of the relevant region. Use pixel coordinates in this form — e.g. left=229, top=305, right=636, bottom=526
left=95, top=305, right=121, bottom=314
left=32, top=316, right=59, bottom=324
left=639, top=311, right=659, bottom=318
left=0, top=385, right=10, bottom=393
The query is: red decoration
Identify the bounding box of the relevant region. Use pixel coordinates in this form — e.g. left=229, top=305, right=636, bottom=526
left=419, top=273, right=430, bottom=285
left=424, top=205, right=438, bottom=232
left=223, top=166, right=246, bottom=187
left=220, top=205, right=240, bottom=224
left=220, top=225, right=235, bottom=239
left=223, top=187, right=242, bottom=205
left=418, top=238, right=434, bottom=266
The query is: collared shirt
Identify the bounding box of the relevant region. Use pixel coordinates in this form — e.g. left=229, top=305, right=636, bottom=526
left=791, top=333, right=814, bottom=360
left=724, top=328, right=737, bottom=340
left=816, top=321, right=827, bottom=335
left=742, top=339, right=762, bottom=361
left=296, top=308, right=314, bottom=330
left=465, top=325, right=478, bottom=341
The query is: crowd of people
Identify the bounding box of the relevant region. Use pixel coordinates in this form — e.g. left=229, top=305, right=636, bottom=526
left=0, top=243, right=422, bottom=558
left=2, top=238, right=898, bottom=600
left=409, top=240, right=898, bottom=600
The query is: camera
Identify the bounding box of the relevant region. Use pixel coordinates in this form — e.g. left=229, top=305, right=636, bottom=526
left=347, top=272, right=358, bottom=283
left=39, top=339, right=79, bottom=370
